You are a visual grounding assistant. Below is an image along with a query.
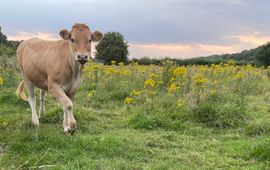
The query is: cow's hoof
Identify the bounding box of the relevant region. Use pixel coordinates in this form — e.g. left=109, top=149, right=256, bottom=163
left=68, top=128, right=75, bottom=135
left=38, top=113, right=45, bottom=119
left=64, top=131, right=71, bottom=136
left=32, top=119, right=40, bottom=127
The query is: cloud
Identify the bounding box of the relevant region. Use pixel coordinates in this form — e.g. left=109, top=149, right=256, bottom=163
left=130, top=32, right=270, bottom=59
left=7, top=32, right=58, bottom=41
left=129, top=42, right=240, bottom=59
left=232, top=32, right=270, bottom=46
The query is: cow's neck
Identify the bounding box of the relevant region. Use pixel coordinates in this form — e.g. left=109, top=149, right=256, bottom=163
left=67, top=46, right=83, bottom=78
left=70, top=58, right=82, bottom=78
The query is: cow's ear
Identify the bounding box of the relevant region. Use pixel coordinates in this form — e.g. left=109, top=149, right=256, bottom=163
left=59, top=29, right=71, bottom=40
left=91, top=31, right=103, bottom=42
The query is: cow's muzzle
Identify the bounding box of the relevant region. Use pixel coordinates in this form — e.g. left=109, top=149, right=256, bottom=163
left=77, top=54, right=88, bottom=65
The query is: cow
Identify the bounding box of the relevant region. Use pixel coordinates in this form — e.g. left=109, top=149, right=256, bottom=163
left=16, top=23, right=103, bottom=134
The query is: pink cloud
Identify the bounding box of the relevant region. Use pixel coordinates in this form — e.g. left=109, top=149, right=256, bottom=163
left=232, top=32, right=270, bottom=46
left=7, top=32, right=58, bottom=41
left=129, top=43, right=241, bottom=59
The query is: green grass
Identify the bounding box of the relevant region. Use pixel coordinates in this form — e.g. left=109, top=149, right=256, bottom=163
left=1, top=66, right=270, bottom=169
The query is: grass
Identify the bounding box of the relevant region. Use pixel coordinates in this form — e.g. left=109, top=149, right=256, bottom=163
left=1, top=63, right=270, bottom=169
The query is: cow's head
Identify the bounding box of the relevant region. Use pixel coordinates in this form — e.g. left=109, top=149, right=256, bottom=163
left=59, top=23, right=103, bottom=65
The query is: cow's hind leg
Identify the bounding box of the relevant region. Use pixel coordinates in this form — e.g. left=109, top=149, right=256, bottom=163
left=39, top=89, right=46, bottom=118
left=25, top=82, right=39, bottom=126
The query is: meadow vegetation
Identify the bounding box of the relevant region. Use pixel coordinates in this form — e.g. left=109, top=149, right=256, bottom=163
left=1, top=59, right=270, bottom=169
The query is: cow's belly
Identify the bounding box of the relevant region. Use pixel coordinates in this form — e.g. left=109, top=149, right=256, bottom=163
left=26, top=73, right=48, bottom=90
left=23, top=67, right=48, bottom=90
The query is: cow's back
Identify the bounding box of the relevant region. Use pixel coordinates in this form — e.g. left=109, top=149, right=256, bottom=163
left=17, top=38, right=71, bottom=90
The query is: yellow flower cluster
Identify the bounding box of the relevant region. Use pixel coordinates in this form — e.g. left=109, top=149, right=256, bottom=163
left=234, top=71, right=245, bottom=80
left=193, top=74, right=209, bottom=86
left=177, top=98, right=185, bottom=108
left=168, top=82, right=179, bottom=93
left=80, top=61, right=268, bottom=108
left=124, top=97, right=134, bottom=105
left=144, top=79, right=155, bottom=88
left=173, top=67, right=187, bottom=76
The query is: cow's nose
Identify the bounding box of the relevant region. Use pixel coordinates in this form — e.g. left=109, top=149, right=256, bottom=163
left=77, top=54, right=88, bottom=60
left=77, top=54, right=88, bottom=65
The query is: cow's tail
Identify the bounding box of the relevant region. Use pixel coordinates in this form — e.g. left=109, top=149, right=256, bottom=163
left=16, top=81, right=28, bottom=101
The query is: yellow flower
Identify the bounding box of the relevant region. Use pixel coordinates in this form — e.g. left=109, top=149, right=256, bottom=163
left=124, top=97, right=134, bottom=105
left=0, top=76, right=3, bottom=85
left=198, top=66, right=208, bottom=72
left=119, top=62, right=124, bottom=66
left=177, top=98, right=185, bottom=108
left=149, top=91, right=156, bottom=95
left=111, top=60, right=116, bottom=65
left=173, top=67, right=187, bottom=76
left=88, top=63, right=101, bottom=71
left=2, top=121, right=8, bottom=127
left=168, top=82, right=179, bottom=93
left=234, top=71, right=244, bottom=80
left=144, top=79, right=155, bottom=88
left=210, top=90, right=216, bottom=96
left=150, top=73, right=158, bottom=79
left=118, top=69, right=131, bottom=75
left=193, top=74, right=209, bottom=86
left=87, top=90, right=96, bottom=97
left=104, top=66, right=117, bottom=74
left=211, top=64, right=223, bottom=73
left=131, top=90, right=144, bottom=96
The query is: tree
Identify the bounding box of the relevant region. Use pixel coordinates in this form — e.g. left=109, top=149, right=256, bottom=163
left=95, top=32, right=129, bottom=65
left=256, top=42, right=270, bottom=66
left=0, top=27, right=7, bottom=44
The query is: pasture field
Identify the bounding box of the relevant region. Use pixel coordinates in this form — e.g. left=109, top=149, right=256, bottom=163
left=1, top=60, right=270, bottom=169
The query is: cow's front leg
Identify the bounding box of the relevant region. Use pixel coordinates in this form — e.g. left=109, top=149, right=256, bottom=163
left=63, top=106, right=68, bottom=133
left=49, top=85, right=77, bottom=134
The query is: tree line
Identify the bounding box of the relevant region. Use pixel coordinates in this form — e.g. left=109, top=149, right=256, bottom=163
left=0, top=27, right=21, bottom=56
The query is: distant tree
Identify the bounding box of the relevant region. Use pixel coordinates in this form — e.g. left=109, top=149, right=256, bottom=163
left=0, top=27, right=7, bottom=44
left=256, top=42, right=270, bottom=66
left=95, top=32, right=129, bottom=65
left=8, top=40, right=21, bottom=49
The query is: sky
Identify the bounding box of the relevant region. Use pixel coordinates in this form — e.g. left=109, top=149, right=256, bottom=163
left=1, top=0, right=270, bottom=59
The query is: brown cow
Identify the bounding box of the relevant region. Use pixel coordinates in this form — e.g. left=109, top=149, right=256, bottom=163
left=16, top=23, right=103, bottom=134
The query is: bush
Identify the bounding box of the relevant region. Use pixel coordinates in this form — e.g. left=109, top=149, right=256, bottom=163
left=191, top=93, right=248, bottom=128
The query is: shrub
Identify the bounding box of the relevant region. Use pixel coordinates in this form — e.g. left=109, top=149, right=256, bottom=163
left=191, top=93, right=248, bottom=128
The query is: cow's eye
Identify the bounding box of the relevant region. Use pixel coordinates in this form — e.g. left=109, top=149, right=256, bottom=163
left=71, top=38, right=75, bottom=43
left=89, top=39, right=92, bottom=43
